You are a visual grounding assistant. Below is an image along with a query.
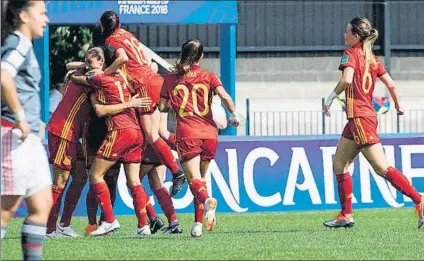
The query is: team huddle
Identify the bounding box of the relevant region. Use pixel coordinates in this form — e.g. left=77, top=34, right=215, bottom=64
left=44, top=10, right=240, bottom=238
left=1, top=1, right=423, bottom=260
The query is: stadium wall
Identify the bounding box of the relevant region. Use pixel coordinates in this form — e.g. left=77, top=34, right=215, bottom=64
left=14, top=134, right=424, bottom=217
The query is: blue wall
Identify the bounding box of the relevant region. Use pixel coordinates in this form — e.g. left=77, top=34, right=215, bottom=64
left=15, top=134, right=424, bottom=217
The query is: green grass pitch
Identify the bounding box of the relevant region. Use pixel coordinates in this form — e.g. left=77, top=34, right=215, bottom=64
left=2, top=208, right=423, bottom=260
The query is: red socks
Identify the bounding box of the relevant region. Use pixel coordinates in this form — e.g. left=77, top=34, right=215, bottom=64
left=336, top=173, right=353, bottom=216
left=189, top=179, right=209, bottom=204
left=47, top=185, right=64, bottom=233
left=153, top=187, right=177, bottom=224
left=190, top=181, right=207, bottom=223
left=92, top=182, right=114, bottom=223
left=130, top=185, right=148, bottom=228
left=165, top=133, right=176, bottom=150
left=144, top=189, right=157, bottom=221
left=385, top=167, right=422, bottom=204
left=152, top=138, right=180, bottom=174
left=60, top=178, right=87, bottom=227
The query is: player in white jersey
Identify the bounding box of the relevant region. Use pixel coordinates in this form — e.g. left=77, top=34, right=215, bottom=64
left=1, top=1, right=51, bottom=260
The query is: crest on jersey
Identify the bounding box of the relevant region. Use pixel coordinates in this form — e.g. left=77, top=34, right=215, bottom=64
left=340, top=55, right=349, bottom=65
left=107, top=44, right=115, bottom=54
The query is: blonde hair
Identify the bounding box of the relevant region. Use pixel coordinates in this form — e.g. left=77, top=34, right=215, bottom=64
left=85, top=47, right=105, bottom=63
left=350, top=17, right=379, bottom=69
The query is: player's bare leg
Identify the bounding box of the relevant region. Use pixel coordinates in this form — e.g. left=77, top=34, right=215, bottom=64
left=57, top=160, right=87, bottom=237
left=184, top=156, right=216, bottom=237
left=141, top=110, right=185, bottom=196
left=126, top=163, right=151, bottom=236
left=323, top=136, right=359, bottom=228
left=361, top=143, right=424, bottom=228
left=158, top=112, right=176, bottom=147
left=1, top=195, right=24, bottom=239
left=148, top=166, right=182, bottom=234
left=89, top=158, right=120, bottom=236
left=46, top=167, right=71, bottom=235
left=1, top=194, right=52, bottom=260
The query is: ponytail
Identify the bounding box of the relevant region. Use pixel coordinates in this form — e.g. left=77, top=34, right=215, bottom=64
left=174, top=58, right=193, bottom=77
left=174, top=39, right=203, bottom=77
left=363, top=28, right=379, bottom=69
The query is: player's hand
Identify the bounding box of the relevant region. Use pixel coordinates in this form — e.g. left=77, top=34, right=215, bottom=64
left=16, top=120, right=30, bottom=141
left=229, top=112, right=240, bottom=127
left=323, top=104, right=331, bottom=117
left=129, top=94, right=152, bottom=108
left=395, top=106, right=404, bottom=116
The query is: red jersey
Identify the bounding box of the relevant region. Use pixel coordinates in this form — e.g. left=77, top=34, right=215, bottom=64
left=105, top=28, right=151, bottom=83
left=161, top=65, right=222, bottom=141
left=46, top=81, right=92, bottom=143
left=339, top=43, right=387, bottom=119
left=88, top=72, right=140, bottom=131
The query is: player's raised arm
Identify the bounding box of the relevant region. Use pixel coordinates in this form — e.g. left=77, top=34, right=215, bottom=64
left=104, top=48, right=128, bottom=75
left=379, top=73, right=403, bottom=115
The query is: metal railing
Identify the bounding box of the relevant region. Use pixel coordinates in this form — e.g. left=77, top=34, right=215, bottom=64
left=246, top=109, right=424, bottom=136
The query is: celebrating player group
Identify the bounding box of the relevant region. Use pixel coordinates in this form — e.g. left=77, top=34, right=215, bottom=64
left=1, top=1, right=423, bottom=260
left=44, top=10, right=240, bottom=238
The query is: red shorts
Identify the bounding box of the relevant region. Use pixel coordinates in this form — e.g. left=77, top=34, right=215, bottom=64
left=141, top=144, right=162, bottom=166
left=342, top=117, right=380, bottom=149
left=96, top=128, right=143, bottom=163
left=48, top=132, right=84, bottom=171
left=176, top=139, right=217, bottom=163
left=136, top=72, right=164, bottom=115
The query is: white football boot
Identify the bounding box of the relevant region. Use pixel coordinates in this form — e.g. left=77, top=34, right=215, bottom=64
left=204, top=198, right=217, bottom=231
left=57, top=224, right=81, bottom=238
left=134, top=225, right=151, bottom=237
left=90, top=219, right=120, bottom=236
left=191, top=222, right=203, bottom=238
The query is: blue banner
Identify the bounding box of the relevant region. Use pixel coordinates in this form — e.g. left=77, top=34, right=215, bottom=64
left=47, top=1, right=238, bottom=24
left=15, top=134, right=424, bottom=217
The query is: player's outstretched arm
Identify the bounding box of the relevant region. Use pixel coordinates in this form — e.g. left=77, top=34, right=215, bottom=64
left=323, top=67, right=354, bottom=116
left=379, top=73, right=403, bottom=115
left=104, top=48, right=128, bottom=75
left=90, top=93, right=151, bottom=117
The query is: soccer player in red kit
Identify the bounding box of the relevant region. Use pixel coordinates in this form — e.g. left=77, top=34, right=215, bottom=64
left=72, top=47, right=152, bottom=236
left=99, top=11, right=186, bottom=197
left=159, top=39, right=240, bottom=237
left=45, top=60, right=93, bottom=238
left=323, top=17, right=424, bottom=228
left=83, top=94, right=149, bottom=236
